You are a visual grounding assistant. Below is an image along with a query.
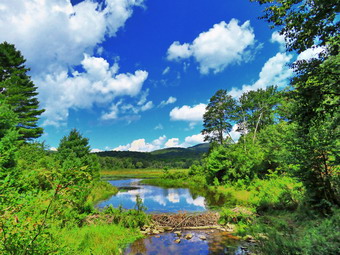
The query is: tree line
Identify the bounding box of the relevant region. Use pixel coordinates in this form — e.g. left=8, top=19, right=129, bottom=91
left=197, top=0, right=339, bottom=213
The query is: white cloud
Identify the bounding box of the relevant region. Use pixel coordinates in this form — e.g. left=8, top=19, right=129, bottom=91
left=37, top=55, right=148, bottom=125
left=152, top=135, right=167, bottom=146
left=113, top=133, right=205, bottom=152
left=140, top=101, right=154, bottom=111
left=165, top=138, right=180, bottom=148
left=271, top=31, right=286, bottom=51
left=228, top=124, right=241, bottom=142
left=0, top=0, right=145, bottom=126
left=159, top=96, right=177, bottom=107
left=170, top=103, right=206, bottom=122
left=229, top=52, right=293, bottom=98
left=167, top=42, right=192, bottom=61
left=166, top=19, right=256, bottom=74
left=179, top=133, right=205, bottom=147
left=0, top=0, right=143, bottom=75
left=162, top=66, right=170, bottom=75
left=101, top=101, right=122, bottom=121
left=113, top=135, right=167, bottom=152
left=297, top=47, right=325, bottom=61
left=50, top=147, right=58, bottom=151
left=154, top=124, right=164, bottom=130
left=91, top=148, right=103, bottom=153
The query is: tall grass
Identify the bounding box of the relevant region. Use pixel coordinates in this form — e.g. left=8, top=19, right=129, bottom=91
left=55, top=224, right=142, bottom=255
left=100, top=168, right=188, bottom=179
left=87, top=181, right=118, bottom=205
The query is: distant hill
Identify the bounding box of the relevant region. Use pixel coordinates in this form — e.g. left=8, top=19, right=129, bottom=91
left=94, top=143, right=210, bottom=169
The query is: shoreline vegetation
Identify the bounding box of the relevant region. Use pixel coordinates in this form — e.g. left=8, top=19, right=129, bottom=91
left=1, top=0, right=339, bottom=254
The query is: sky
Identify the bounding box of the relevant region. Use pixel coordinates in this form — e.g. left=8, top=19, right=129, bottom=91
left=0, top=0, right=319, bottom=152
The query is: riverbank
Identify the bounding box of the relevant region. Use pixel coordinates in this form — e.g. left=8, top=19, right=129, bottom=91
left=100, top=168, right=188, bottom=179
left=128, top=171, right=339, bottom=254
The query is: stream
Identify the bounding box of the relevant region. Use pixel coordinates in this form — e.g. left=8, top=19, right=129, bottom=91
left=98, top=178, right=252, bottom=255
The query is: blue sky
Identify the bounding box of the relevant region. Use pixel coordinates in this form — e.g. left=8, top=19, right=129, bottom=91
left=1, top=0, right=317, bottom=152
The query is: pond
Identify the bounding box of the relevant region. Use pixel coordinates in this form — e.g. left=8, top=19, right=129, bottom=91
left=97, top=179, right=209, bottom=213
left=98, top=178, right=250, bottom=255
left=124, top=230, right=251, bottom=255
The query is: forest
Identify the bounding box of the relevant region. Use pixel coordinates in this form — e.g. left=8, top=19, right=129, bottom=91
left=0, top=0, right=339, bottom=254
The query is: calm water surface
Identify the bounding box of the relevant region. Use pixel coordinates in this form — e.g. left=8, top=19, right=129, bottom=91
left=97, top=179, right=208, bottom=213
left=98, top=179, right=250, bottom=255
left=125, top=230, right=251, bottom=255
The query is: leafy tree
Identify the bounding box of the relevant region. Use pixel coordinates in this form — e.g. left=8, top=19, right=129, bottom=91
left=238, top=86, right=281, bottom=142
left=0, top=42, right=44, bottom=139
left=252, top=0, right=340, bottom=209
left=202, top=89, right=237, bottom=144
left=0, top=102, right=19, bottom=177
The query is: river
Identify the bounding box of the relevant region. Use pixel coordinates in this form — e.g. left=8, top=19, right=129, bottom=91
left=98, top=178, right=252, bottom=255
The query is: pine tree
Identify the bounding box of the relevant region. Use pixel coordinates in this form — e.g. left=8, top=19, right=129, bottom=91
left=202, top=89, right=237, bottom=145
left=0, top=42, right=44, bottom=139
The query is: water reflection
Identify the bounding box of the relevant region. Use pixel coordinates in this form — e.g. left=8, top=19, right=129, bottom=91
left=125, top=230, right=251, bottom=255
left=97, top=179, right=207, bottom=213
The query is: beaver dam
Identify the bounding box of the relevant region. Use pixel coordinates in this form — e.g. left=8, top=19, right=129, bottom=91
left=151, top=212, right=221, bottom=229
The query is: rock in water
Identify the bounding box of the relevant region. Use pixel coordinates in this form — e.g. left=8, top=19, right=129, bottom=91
left=174, top=239, right=181, bottom=243
left=199, top=235, right=206, bottom=240
left=174, top=231, right=182, bottom=237
left=184, top=233, right=193, bottom=240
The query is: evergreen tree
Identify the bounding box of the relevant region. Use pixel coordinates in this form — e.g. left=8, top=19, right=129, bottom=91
left=0, top=42, right=44, bottom=139
left=202, top=89, right=237, bottom=145
left=58, top=129, right=99, bottom=183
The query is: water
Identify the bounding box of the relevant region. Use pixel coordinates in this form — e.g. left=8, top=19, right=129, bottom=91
left=97, top=179, right=207, bottom=213
left=124, top=230, right=251, bottom=255
left=98, top=179, right=251, bottom=255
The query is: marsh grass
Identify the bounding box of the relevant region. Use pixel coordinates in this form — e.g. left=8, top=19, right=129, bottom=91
left=56, top=224, right=142, bottom=255
left=100, top=168, right=188, bottom=179
left=87, top=181, right=118, bottom=205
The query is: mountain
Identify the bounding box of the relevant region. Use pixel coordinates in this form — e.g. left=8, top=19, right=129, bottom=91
left=94, top=143, right=210, bottom=169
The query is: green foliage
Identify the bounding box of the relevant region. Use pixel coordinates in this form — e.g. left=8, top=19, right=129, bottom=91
left=247, top=174, right=304, bottom=211
left=219, top=206, right=256, bottom=225
left=202, top=89, right=237, bottom=144
left=237, top=86, right=281, bottom=139
left=251, top=0, right=339, bottom=54
left=252, top=0, right=340, bottom=213
left=97, top=143, right=209, bottom=170
left=0, top=42, right=44, bottom=139
left=251, top=209, right=340, bottom=255
left=102, top=202, right=150, bottom=229
left=204, top=139, right=265, bottom=184
left=55, top=224, right=142, bottom=255
left=86, top=181, right=118, bottom=205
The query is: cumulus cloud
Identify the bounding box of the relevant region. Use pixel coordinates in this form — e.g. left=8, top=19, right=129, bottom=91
left=0, top=0, right=144, bottom=74
left=271, top=31, right=286, bottom=51
left=167, top=19, right=257, bottom=74
left=159, top=96, right=177, bottom=107
left=165, top=138, right=180, bottom=148
left=170, top=103, right=206, bottom=122
left=167, top=42, right=192, bottom=61
left=0, top=0, right=145, bottom=126
left=113, top=133, right=205, bottom=152
left=181, top=133, right=205, bottom=147
left=229, top=52, right=293, bottom=98
left=36, top=55, right=148, bottom=125
left=114, top=135, right=167, bottom=152
left=296, top=46, right=325, bottom=61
